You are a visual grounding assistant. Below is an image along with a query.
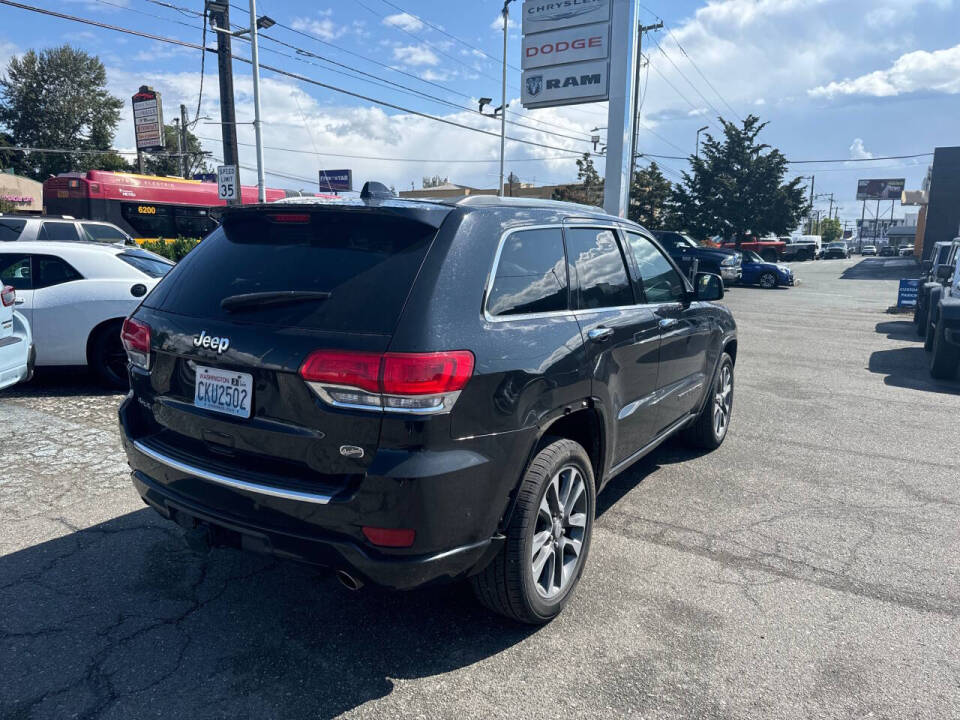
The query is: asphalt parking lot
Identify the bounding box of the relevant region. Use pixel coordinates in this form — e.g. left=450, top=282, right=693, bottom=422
left=2, top=256, right=958, bottom=719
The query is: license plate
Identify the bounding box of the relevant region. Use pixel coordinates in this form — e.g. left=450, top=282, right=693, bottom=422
left=194, top=366, right=253, bottom=419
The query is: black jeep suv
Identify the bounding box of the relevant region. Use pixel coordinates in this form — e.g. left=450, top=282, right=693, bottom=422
left=118, top=189, right=737, bottom=624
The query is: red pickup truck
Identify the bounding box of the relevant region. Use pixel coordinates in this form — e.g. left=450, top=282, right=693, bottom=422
left=710, top=236, right=786, bottom=263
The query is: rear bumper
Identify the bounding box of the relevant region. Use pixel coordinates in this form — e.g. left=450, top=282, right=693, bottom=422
left=119, top=396, right=532, bottom=589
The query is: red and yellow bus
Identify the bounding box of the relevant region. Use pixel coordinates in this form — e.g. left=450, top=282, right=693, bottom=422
left=42, top=171, right=319, bottom=240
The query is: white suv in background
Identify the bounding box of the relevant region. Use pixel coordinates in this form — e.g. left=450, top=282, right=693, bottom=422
left=0, top=215, right=134, bottom=246
left=0, top=283, right=31, bottom=390
left=0, top=241, right=172, bottom=388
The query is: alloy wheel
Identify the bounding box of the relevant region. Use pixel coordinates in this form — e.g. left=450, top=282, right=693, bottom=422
left=760, top=272, right=776, bottom=289
left=530, top=465, right=588, bottom=599
left=714, top=364, right=733, bottom=439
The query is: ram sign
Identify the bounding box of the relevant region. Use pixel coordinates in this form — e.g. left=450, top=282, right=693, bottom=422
left=522, top=60, right=609, bottom=108
left=857, top=178, right=906, bottom=201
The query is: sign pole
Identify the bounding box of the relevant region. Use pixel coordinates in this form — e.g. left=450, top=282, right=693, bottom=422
left=249, top=0, right=266, bottom=204
left=603, top=0, right=641, bottom=218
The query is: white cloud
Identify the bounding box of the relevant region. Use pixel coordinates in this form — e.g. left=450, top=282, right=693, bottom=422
left=849, top=138, right=874, bottom=160
left=809, top=44, right=960, bottom=98
left=291, top=12, right=346, bottom=41
left=392, top=44, right=439, bottom=67
left=490, top=15, right=518, bottom=31
left=382, top=13, right=423, bottom=32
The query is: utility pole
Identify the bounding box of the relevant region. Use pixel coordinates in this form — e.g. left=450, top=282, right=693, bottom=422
left=207, top=1, right=240, bottom=205
left=179, top=104, right=189, bottom=178
left=628, top=22, right=663, bottom=190
left=827, top=193, right=834, bottom=221
left=695, top=125, right=708, bottom=161
left=859, top=200, right=866, bottom=250
left=807, top=175, right=815, bottom=234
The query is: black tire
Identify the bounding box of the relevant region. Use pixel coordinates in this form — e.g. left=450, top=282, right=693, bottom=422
left=761, top=250, right=778, bottom=263
left=930, top=321, right=960, bottom=379
left=759, top=271, right=778, bottom=289
left=924, top=289, right=942, bottom=351
left=471, top=437, right=596, bottom=624
left=89, top=322, right=129, bottom=390
left=682, top=352, right=734, bottom=450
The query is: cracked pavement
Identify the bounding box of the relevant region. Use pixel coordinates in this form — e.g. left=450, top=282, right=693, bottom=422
left=1, top=257, right=959, bottom=719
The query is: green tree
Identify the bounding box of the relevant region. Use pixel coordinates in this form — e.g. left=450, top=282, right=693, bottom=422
left=629, top=162, right=676, bottom=229
left=672, top=115, right=808, bottom=245
left=819, top=217, right=842, bottom=243
left=553, top=153, right=603, bottom=207
left=145, top=123, right=210, bottom=178
left=0, top=46, right=123, bottom=180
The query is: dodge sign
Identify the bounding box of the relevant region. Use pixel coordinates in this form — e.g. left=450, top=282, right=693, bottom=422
left=522, top=60, right=609, bottom=109
left=522, top=22, right=609, bottom=70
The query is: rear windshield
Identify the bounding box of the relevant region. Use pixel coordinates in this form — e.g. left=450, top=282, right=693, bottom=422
left=0, top=218, right=26, bottom=241
left=144, top=211, right=437, bottom=333
left=118, top=250, right=173, bottom=278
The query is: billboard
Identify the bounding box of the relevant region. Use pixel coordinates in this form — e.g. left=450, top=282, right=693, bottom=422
left=520, top=0, right=610, bottom=110
left=856, top=178, right=906, bottom=201
left=132, top=86, right=165, bottom=152
left=318, top=169, right=353, bottom=193
left=521, top=0, right=610, bottom=34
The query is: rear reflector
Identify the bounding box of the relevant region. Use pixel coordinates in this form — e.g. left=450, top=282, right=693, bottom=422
left=1, top=285, right=14, bottom=308
left=362, top=526, right=416, bottom=548
left=121, top=317, right=151, bottom=370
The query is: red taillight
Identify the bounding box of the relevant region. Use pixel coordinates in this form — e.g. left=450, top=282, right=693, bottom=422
left=268, top=213, right=311, bottom=224
left=121, top=317, right=151, bottom=370
left=381, top=352, right=474, bottom=395
left=300, top=350, right=382, bottom=393
left=1, top=285, right=14, bottom=308
left=299, top=349, right=475, bottom=413
left=362, top=526, right=415, bottom=548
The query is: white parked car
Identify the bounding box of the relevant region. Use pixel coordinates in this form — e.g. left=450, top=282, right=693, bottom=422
left=0, top=241, right=173, bottom=387
left=0, top=283, right=32, bottom=390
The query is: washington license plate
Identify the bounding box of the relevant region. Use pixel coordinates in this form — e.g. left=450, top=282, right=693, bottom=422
left=194, top=366, right=252, bottom=419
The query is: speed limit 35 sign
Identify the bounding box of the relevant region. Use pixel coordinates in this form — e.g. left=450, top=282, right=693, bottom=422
left=217, top=165, right=238, bottom=201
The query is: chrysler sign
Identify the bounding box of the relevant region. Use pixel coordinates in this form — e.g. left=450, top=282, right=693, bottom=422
left=521, top=0, right=610, bottom=34
left=522, top=22, right=609, bottom=69
left=521, top=60, right=609, bottom=108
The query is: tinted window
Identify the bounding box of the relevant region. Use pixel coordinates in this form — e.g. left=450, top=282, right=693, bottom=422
left=0, top=219, right=26, bottom=241
left=121, top=203, right=178, bottom=238
left=38, top=222, right=80, bottom=242
left=487, top=228, right=568, bottom=317
left=624, top=232, right=686, bottom=304
left=0, top=254, right=31, bottom=290
left=118, top=250, right=173, bottom=279
left=565, top=228, right=635, bottom=309
left=82, top=223, right=128, bottom=244
left=145, top=212, right=436, bottom=333
left=33, top=255, right=83, bottom=288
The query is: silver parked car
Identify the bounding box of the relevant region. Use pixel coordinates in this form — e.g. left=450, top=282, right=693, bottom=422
left=0, top=215, right=135, bottom=246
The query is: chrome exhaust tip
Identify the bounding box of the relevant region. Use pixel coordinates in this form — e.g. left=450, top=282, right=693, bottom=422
left=336, top=569, right=363, bottom=591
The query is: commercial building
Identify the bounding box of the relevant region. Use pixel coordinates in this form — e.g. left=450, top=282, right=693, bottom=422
left=0, top=170, right=43, bottom=213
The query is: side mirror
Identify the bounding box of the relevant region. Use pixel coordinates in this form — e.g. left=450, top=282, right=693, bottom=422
left=921, top=260, right=933, bottom=274
left=936, top=264, right=954, bottom=281
left=694, top=272, right=724, bottom=301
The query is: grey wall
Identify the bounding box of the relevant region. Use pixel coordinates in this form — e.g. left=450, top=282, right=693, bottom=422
left=923, top=146, right=960, bottom=261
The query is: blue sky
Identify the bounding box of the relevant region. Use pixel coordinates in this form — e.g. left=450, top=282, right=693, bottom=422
left=2, top=0, right=959, bottom=224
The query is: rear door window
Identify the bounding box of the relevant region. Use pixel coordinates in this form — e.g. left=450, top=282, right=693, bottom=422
left=38, top=222, right=80, bottom=242
left=144, top=211, right=438, bottom=334
left=487, top=228, right=568, bottom=317
left=0, top=219, right=26, bottom=241
left=118, top=250, right=173, bottom=278
left=564, top=227, right=635, bottom=310
left=33, top=255, right=83, bottom=289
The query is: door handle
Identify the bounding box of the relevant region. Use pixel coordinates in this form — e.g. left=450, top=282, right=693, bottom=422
left=14, top=298, right=24, bottom=305
left=587, top=327, right=614, bottom=343
left=659, top=318, right=679, bottom=330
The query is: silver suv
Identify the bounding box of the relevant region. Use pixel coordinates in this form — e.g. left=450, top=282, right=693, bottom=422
left=0, top=215, right=134, bottom=246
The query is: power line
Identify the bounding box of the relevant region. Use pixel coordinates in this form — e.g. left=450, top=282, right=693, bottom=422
left=0, top=144, right=204, bottom=158
left=789, top=153, right=933, bottom=164
left=0, top=0, right=588, bottom=157
left=654, top=43, right=724, bottom=120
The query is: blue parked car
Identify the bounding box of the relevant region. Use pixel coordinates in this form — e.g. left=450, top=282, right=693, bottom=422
left=740, top=250, right=795, bottom=289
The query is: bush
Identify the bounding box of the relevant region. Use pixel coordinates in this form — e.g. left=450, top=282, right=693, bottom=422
left=139, top=236, right=200, bottom=262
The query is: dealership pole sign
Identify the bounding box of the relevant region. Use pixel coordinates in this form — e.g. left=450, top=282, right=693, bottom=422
left=521, top=0, right=611, bottom=109
left=318, top=169, right=353, bottom=193
left=132, top=86, right=165, bottom=153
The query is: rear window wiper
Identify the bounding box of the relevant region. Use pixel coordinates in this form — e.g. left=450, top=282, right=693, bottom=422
left=221, top=290, right=332, bottom=312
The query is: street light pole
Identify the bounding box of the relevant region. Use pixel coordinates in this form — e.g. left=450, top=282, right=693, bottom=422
left=498, top=0, right=514, bottom=198
left=248, top=0, right=266, bottom=203
left=696, top=125, right=708, bottom=161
